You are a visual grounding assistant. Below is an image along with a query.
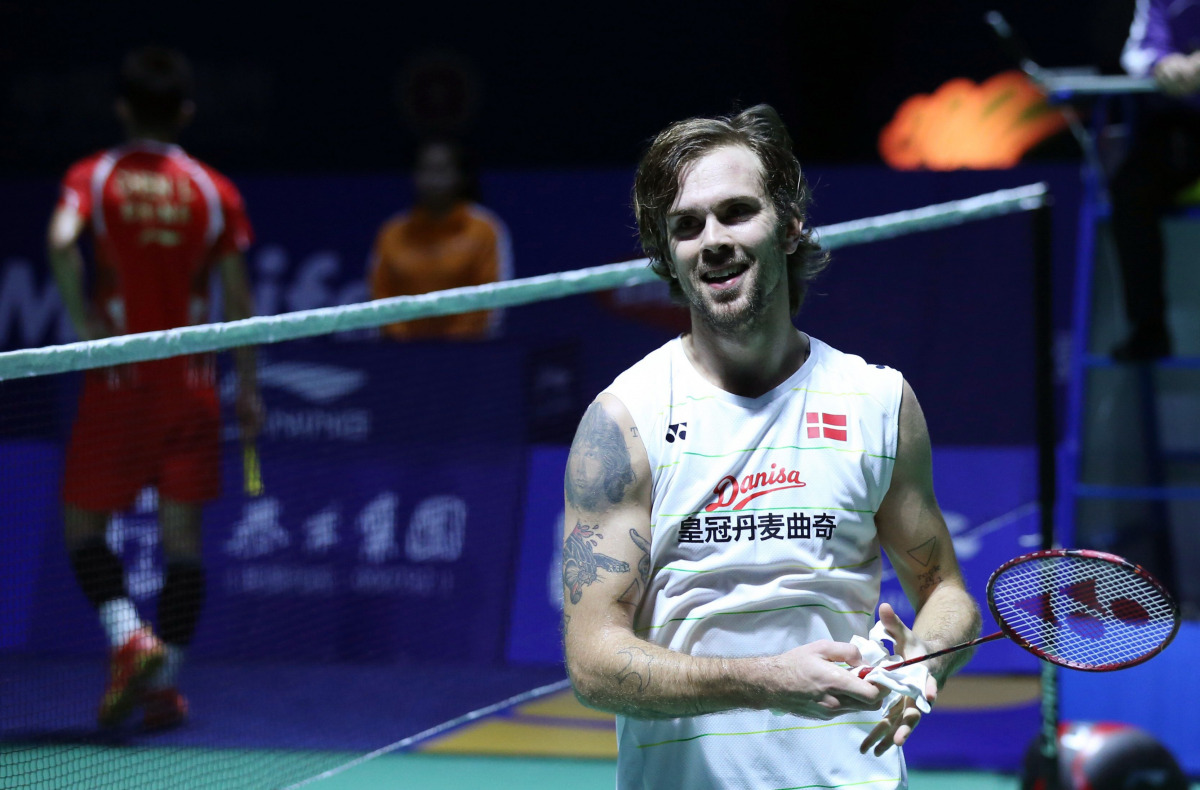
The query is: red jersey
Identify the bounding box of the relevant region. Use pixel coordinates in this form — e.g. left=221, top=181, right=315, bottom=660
left=57, top=141, right=253, bottom=382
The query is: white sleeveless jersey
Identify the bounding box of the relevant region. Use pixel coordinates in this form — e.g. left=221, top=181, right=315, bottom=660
left=604, top=334, right=906, bottom=790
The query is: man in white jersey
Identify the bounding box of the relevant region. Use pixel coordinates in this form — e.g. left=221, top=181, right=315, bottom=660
left=562, top=105, right=982, bottom=789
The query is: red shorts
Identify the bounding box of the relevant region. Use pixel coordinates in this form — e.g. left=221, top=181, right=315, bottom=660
left=62, top=369, right=221, bottom=511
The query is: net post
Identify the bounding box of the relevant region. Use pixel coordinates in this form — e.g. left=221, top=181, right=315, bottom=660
left=1034, top=199, right=1057, bottom=553
left=1032, top=197, right=1062, bottom=789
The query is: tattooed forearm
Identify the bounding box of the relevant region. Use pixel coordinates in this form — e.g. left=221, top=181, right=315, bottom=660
left=614, top=646, right=654, bottom=692
left=562, top=521, right=630, bottom=604
left=906, top=536, right=937, bottom=567
left=917, top=563, right=943, bottom=593
left=566, top=402, right=635, bottom=511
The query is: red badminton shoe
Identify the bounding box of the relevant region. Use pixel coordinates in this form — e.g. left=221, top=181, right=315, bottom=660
left=98, top=627, right=165, bottom=728
left=143, top=687, right=188, bottom=731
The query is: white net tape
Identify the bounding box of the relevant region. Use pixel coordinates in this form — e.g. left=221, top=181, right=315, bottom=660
left=0, top=183, right=1049, bottom=381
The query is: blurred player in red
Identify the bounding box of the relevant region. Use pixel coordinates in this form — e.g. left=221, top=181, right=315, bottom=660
left=47, top=46, right=262, bottom=730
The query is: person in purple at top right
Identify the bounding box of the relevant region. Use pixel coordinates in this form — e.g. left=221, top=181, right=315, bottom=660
left=1110, top=0, right=1200, bottom=360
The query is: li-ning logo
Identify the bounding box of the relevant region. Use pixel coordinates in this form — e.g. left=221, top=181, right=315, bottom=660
left=704, top=465, right=807, bottom=511
left=665, top=423, right=687, bottom=443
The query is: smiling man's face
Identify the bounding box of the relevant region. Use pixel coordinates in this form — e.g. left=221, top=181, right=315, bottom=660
left=666, top=145, right=798, bottom=334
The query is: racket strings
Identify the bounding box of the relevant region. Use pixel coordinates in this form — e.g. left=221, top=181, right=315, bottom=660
left=990, top=555, right=1175, bottom=669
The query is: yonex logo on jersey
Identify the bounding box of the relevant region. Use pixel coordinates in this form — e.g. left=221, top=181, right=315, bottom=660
left=806, top=412, right=847, bottom=442
left=665, top=423, right=687, bottom=443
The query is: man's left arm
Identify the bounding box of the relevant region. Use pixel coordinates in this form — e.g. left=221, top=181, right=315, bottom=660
left=218, top=253, right=263, bottom=441
left=861, top=378, right=982, bottom=755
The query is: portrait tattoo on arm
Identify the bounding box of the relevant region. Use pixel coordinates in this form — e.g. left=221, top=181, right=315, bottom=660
left=563, top=521, right=630, bottom=604
left=566, top=402, right=635, bottom=511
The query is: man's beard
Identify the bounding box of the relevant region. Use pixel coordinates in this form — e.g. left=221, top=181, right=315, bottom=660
left=686, top=257, right=782, bottom=335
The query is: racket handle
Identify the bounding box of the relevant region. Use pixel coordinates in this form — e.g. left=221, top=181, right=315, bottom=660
left=856, top=630, right=1006, bottom=679
left=243, top=441, right=264, bottom=497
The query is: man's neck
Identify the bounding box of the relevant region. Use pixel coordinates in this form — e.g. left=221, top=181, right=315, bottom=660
left=682, top=313, right=808, bottom=399
left=126, top=130, right=177, bottom=145
left=418, top=199, right=462, bottom=221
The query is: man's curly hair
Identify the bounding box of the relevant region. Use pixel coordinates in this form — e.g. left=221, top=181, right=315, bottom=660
left=632, top=104, right=828, bottom=316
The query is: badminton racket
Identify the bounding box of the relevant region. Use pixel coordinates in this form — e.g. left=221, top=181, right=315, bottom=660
left=858, top=549, right=1179, bottom=677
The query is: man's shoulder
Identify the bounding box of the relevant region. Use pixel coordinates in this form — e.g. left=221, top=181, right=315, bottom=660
left=176, top=153, right=244, bottom=201
left=376, top=212, right=415, bottom=241
left=604, top=339, right=678, bottom=401
left=808, top=336, right=903, bottom=391
left=62, top=150, right=108, bottom=182
left=462, top=203, right=509, bottom=244
left=811, top=336, right=896, bottom=373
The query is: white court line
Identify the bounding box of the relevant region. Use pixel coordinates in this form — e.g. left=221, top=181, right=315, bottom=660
left=282, top=678, right=573, bottom=788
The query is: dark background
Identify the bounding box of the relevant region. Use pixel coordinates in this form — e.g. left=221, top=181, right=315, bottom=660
left=1, top=0, right=1139, bottom=175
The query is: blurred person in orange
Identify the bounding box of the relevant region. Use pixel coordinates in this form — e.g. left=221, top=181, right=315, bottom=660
left=369, top=138, right=512, bottom=340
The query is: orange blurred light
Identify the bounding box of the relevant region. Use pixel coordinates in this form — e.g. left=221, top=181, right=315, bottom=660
left=879, top=71, right=1068, bottom=170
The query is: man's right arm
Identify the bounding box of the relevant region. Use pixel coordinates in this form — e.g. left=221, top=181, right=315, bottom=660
left=218, top=253, right=263, bottom=441
left=1123, top=0, right=1200, bottom=95
left=562, top=394, right=886, bottom=720
left=46, top=206, right=103, bottom=341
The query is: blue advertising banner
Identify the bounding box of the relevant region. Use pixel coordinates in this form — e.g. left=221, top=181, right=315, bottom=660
left=507, top=445, right=570, bottom=665
left=0, top=165, right=1082, bottom=449
left=13, top=341, right=531, bottom=664
left=508, top=445, right=1039, bottom=674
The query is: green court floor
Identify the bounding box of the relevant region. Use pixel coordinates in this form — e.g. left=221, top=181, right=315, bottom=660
left=311, top=754, right=1024, bottom=790
left=5, top=746, right=1198, bottom=789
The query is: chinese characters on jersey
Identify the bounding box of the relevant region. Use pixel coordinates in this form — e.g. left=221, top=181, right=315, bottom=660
left=677, top=511, right=838, bottom=544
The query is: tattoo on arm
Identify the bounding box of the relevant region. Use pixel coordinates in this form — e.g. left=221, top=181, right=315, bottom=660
left=631, top=528, right=650, bottom=583
left=566, top=402, right=635, bottom=511
left=616, top=529, right=652, bottom=607
left=917, top=563, right=943, bottom=593
left=908, top=537, right=945, bottom=593
left=614, top=646, right=654, bottom=692
left=562, top=521, right=630, bottom=604
left=907, top=536, right=937, bottom=567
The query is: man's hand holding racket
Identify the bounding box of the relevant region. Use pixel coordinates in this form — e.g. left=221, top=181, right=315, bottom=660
left=858, top=602, right=937, bottom=756
left=766, top=640, right=888, bottom=720
left=237, top=384, right=265, bottom=496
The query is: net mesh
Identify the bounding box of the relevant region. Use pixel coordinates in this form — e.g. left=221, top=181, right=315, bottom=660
left=0, top=184, right=1048, bottom=789
left=990, top=552, right=1178, bottom=670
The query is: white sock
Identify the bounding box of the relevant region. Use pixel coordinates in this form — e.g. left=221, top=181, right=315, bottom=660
left=98, top=598, right=143, bottom=649
left=151, top=645, right=185, bottom=690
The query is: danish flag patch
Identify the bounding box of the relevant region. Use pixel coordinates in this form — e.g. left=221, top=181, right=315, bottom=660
left=806, top=412, right=847, bottom=442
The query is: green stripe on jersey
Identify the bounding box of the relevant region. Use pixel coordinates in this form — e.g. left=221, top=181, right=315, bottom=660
left=654, top=555, right=880, bottom=575
left=637, top=717, right=880, bottom=748
left=658, top=505, right=876, bottom=518
left=680, top=444, right=896, bottom=461
left=654, top=388, right=882, bottom=416
left=634, top=601, right=872, bottom=633
left=773, top=778, right=903, bottom=790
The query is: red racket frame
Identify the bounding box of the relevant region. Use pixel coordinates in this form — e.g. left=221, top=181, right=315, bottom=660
left=857, top=548, right=1180, bottom=679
